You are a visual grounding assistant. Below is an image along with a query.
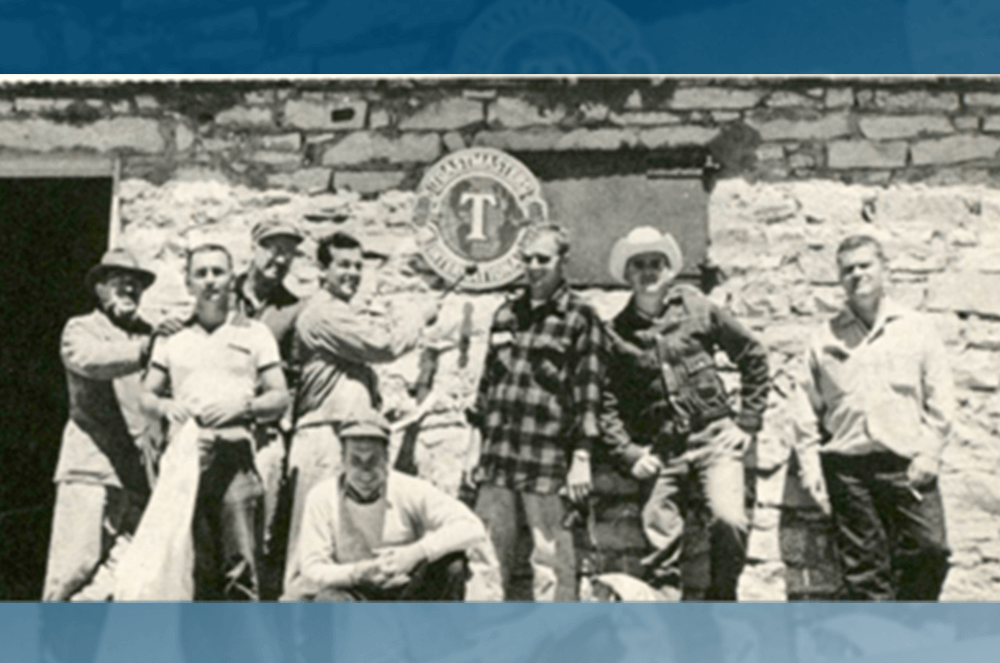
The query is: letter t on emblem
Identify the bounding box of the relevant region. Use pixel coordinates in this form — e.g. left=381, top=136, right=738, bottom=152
left=460, top=191, right=497, bottom=242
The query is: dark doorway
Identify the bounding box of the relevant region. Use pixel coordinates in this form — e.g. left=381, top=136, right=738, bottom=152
left=0, top=177, right=112, bottom=600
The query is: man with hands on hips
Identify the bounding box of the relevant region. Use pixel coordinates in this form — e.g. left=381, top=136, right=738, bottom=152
left=600, top=226, right=769, bottom=601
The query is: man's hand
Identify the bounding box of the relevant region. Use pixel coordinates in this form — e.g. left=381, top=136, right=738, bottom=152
left=907, top=454, right=939, bottom=489
left=374, top=544, right=426, bottom=578
left=159, top=399, right=192, bottom=427
left=798, top=450, right=831, bottom=516
left=154, top=317, right=187, bottom=338
left=197, top=398, right=250, bottom=428
left=350, top=559, right=384, bottom=587
left=567, top=450, right=592, bottom=503
left=630, top=448, right=663, bottom=481
left=716, top=418, right=752, bottom=457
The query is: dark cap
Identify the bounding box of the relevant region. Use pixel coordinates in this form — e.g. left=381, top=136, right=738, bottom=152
left=337, top=412, right=391, bottom=443
left=85, top=248, right=156, bottom=292
left=252, top=219, right=304, bottom=245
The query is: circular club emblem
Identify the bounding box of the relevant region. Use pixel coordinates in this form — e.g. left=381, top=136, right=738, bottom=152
left=451, top=0, right=657, bottom=74
left=413, top=147, right=547, bottom=290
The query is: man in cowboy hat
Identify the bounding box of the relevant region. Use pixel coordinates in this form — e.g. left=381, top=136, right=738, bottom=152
left=294, top=412, right=485, bottom=601
left=600, top=226, right=769, bottom=603
left=44, top=248, right=171, bottom=601
left=233, top=218, right=306, bottom=599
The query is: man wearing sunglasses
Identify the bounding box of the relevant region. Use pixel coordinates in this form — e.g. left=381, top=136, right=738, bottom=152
left=466, top=223, right=605, bottom=601
left=599, top=226, right=769, bottom=606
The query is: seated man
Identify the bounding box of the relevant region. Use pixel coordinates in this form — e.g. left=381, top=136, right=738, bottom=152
left=294, top=414, right=486, bottom=601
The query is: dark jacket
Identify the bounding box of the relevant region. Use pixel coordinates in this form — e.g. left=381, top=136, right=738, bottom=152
left=600, top=284, right=770, bottom=469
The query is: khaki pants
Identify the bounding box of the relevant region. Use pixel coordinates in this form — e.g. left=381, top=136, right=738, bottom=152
left=282, top=424, right=342, bottom=599
left=474, top=484, right=577, bottom=601
left=43, top=482, right=138, bottom=601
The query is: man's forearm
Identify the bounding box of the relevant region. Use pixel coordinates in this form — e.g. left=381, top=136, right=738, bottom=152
left=250, top=389, right=290, bottom=424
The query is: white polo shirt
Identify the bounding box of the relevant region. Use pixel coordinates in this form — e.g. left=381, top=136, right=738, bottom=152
left=150, top=312, right=281, bottom=432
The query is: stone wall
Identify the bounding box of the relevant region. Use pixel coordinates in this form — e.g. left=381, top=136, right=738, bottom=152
left=8, top=77, right=1000, bottom=600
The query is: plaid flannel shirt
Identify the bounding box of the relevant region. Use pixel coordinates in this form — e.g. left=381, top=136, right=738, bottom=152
left=468, top=282, right=604, bottom=495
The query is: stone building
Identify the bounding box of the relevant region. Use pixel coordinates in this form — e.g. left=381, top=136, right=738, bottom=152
left=3, top=76, right=1000, bottom=601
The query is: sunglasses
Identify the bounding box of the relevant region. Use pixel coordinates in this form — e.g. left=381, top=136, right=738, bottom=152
left=520, top=253, right=554, bottom=266
left=629, top=257, right=669, bottom=271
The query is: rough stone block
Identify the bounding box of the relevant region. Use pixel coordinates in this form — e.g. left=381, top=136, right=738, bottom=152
left=109, top=99, right=132, bottom=114
left=14, top=98, right=73, bottom=113
left=487, top=96, right=566, bottom=128
left=321, top=131, right=441, bottom=165
left=609, top=111, right=683, bottom=126
left=333, top=170, right=408, bottom=194
left=712, top=110, right=741, bottom=123
left=134, top=95, right=160, bottom=111
left=471, top=128, right=559, bottom=151
left=767, top=91, right=821, bottom=108
left=442, top=131, right=466, bottom=152
left=749, top=112, right=852, bottom=141
left=399, top=97, right=483, bottom=131
left=0, top=117, right=164, bottom=153
left=825, top=87, right=855, bottom=108
left=282, top=98, right=367, bottom=131
left=247, top=151, right=301, bottom=167
left=911, top=134, right=1000, bottom=165
left=859, top=114, right=954, bottom=140
left=667, top=86, right=762, bottom=109
left=548, top=128, right=636, bottom=150
left=954, top=116, right=981, bottom=131
left=266, top=167, right=331, bottom=192
left=965, top=92, right=1000, bottom=107
left=215, top=105, right=274, bottom=127
left=982, top=116, right=1000, bottom=133
left=174, top=123, right=195, bottom=152
left=874, top=89, right=959, bottom=111
left=927, top=271, right=1000, bottom=317
left=789, top=152, right=816, bottom=169
left=244, top=89, right=276, bottom=105
left=369, top=108, right=391, bottom=129
left=827, top=139, right=908, bottom=169
left=638, top=125, right=720, bottom=148
left=258, top=132, right=302, bottom=151
left=755, top=143, right=785, bottom=161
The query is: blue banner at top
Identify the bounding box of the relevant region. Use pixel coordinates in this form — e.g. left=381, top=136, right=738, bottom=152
left=0, top=0, right=995, bottom=74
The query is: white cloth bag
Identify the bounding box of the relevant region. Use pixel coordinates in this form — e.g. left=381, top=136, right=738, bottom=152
left=114, top=419, right=201, bottom=601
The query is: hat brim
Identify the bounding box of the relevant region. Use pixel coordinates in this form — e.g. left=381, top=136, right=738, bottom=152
left=608, top=234, right=684, bottom=284
left=256, top=229, right=304, bottom=245
left=85, top=264, right=156, bottom=292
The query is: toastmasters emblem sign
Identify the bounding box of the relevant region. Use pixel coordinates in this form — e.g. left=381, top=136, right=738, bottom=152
left=413, top=147, right=547, bottom=290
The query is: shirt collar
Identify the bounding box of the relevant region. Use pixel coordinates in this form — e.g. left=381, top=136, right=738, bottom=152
left=836, top=296, right=907, bottom=338
left=514, top=280, right=572, bottom=319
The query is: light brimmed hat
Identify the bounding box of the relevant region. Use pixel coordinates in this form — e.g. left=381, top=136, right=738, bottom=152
left=252, top=219, right=304, bottom=245
left=337, top=412, right=391, bottom=443
left=607, top=226, right=684, bottom=284
left=85, top=248, right=156, bottom=292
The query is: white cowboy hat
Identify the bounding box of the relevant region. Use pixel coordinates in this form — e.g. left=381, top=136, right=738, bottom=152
left=607, top=226, right=684, bottom=284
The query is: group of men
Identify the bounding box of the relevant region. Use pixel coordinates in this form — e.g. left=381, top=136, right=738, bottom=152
left=44, top=211, right=954, bottom=604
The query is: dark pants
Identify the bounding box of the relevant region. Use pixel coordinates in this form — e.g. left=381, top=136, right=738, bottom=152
left=314, top=552, right=469, bottom=601
left=192, top=440, right=265, bottom=601
left=821, top=452, right=950, bottom=601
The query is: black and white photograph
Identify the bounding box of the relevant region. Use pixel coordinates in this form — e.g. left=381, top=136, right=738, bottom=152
left=5, top=74, right=1000, bottom=661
